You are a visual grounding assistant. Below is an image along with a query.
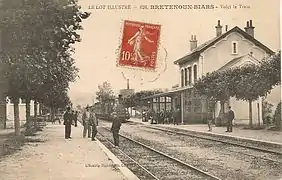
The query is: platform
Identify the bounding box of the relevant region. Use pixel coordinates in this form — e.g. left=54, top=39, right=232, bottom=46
left=0, top=122, right=139, bottom=180
left=129, top=118, right=282, bottom=146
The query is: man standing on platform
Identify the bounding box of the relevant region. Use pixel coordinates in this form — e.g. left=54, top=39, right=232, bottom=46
left=111, top=95, right=124, bottom=147
left=89, top=108, right=98, bottom=141
left=82, top=106, right=91, bottom=138
left=226, top=106, right=235, bottom=132
left=63, top=107, right=72, bottom=139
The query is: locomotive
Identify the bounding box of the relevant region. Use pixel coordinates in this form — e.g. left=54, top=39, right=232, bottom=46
left=93, top=102, right=130, bottom=122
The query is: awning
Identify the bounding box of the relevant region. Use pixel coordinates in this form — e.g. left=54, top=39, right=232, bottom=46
left=142, top=86, right=191, bottom=100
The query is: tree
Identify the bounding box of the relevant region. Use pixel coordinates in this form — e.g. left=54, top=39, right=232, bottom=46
left=194, top=51, right=280, bottom=128
left=231, top=65, right=273, bottom=127
left=96, top=82, right=116, bottom=113
left=1, top=0, right=90, bottom=135
left=273, top=102, right=281, bottom=131
left=259, top=51, right=281, bottom=87
left=262, top=100, right=273, bottom=125
left=131, top=89, right=163, bottom=108
left=96, top=82, right=115, bottom=103
left=194, top=69, right=235, bottom=125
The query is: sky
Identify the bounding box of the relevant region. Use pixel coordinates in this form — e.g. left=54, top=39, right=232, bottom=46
left=68, top=0, right=280, bottom=106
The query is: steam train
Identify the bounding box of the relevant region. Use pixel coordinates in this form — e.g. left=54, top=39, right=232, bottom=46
left=92, top=102, right=130, bottom=123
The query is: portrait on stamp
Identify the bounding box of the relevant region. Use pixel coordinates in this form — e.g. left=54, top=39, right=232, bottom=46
left=118, top=20, right=161, bottom=70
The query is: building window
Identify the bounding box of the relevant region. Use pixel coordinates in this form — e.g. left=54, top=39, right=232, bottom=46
left=166, top=97, right=171, bottom=102
left=188, top=67, right=192, bottom=85
left=193, top=64, right=197, bottom=83
left=153, top=103, right=158, bottom=112
left=160, top=103, right=165, bottom=111
left=166, top=103, right=172, bottom=111
left=184, top=68, right=188, bottom=86
left=232, top=41, right=238, bottom=54
left=181, top=69, right=184, bottom=87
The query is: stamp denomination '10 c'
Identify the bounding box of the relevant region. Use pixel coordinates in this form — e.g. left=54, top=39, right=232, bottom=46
left=118, top=20, right=161, bottom=70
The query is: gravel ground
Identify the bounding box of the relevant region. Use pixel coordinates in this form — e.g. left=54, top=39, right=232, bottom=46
left=98, top=127, right=214, bottom=180
left=97, top=133, right=156, bottom=180
left=100, top=121, right=282, bottom=180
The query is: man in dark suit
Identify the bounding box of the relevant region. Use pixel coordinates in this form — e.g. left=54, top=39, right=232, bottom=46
left=111, top=95, right=124, bottom=147
left=226, top=106, right=235, bottom=132
left=82, top=106, right=91, bottom=138
left=63, top=107, right=72, bottom=139
left=89, top=108, right=98, bottom=141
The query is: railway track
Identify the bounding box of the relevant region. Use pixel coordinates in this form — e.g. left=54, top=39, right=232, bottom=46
left=124, top=123, right=282, bottom=165
left=129, top=123, right=282, bottom=156
left=98, top=126, right=222, bottom=180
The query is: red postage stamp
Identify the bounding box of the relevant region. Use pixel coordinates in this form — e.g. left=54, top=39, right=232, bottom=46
left=118, top=20, right=161, bottom=70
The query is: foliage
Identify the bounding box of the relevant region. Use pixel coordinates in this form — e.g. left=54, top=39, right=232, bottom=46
left=194, top=70, right=234, bottom=103
left=42, top=84, right=71, bottom=109
left=262, top=100, right=274, bottom=124
left=1, top=0, right=90, bottom=109
left=193, top=52, right=280, bottom=127
left=231, top=64, right=273, bottom=101
left=259, top=51, right=281, bottom=87
left=119, top=89, right=163, bottom=110
left=132, top=89, right=163, bottom=108
left=96, top=82, right=115, bottom=104
left=194, top=51, right=280, bottom=105
left=273, top=102, right=281, bottom=130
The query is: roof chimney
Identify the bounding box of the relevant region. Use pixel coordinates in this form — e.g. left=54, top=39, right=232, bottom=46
left=215, top=20, right=223, bottom=37
left=190, top=35, right=197, bottom=51
left=225, top=25, right=228, bottom=32
left=244, top=20, right=255, bottom=37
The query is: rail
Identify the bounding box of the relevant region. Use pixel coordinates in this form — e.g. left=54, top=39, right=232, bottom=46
left=99, top=126, right=222, bottom=180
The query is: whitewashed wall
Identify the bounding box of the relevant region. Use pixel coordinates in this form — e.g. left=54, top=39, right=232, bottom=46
left=6, top=99, right=39, bottom=128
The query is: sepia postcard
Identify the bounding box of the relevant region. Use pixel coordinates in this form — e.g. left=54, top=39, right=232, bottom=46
left=0, top=0, right=281, bottom=179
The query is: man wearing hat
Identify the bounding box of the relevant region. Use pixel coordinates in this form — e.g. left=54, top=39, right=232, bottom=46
left=89, top=108, right=98, bottom=141
left=82, top=105, right=91, bottom=138
left=110, top=95, right=125, bottom=147
left=63, top=107, right=72, bottom=139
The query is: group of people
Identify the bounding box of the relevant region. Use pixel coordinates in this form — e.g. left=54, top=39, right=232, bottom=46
left=62, top=99, right=235, bottom=147
left=62, top=105, right=98, bottom=140
left=62, top=94, right=126, bottom=147
left=142, top=106, right=235, bottom=133
left=142, top=107, right=181, bottom=125
left=81, top=105, right=98, bottom=141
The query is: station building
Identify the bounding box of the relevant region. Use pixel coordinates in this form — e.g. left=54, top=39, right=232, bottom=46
left=144, top=20, right=278, bottom=125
